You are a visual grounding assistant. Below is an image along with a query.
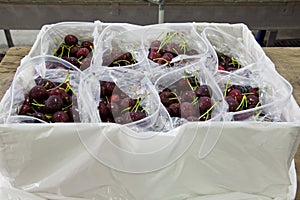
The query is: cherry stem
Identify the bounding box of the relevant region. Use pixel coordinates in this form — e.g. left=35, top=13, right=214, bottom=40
left=255, top=102, right=261, bottom=108
left=192, top=96, right=199, bottom=105
left=172, top=47, right=179, bottom=56
left=62, top=103, right=73, bottom=111
left=158, top=32, right=177, bottom=52
left=220, top=54, right=226, bottom=62
left=131, top=93, right=150, bottom=112
left=59, top=45, right=65, bottom=58
left=236, top=95, right=247, bottom=111
left=153, top=57, right=172, bottom=67
left=56, top=71, right=70, bottom=89
left=31, top=99, right=45, bottom=107
left=169, top=91, right=181, bottom=104
left=230, top=57, right=241, bottom=68
left=224, top=80, right=230, bottom=97
left=242, top=92, right=256, bottom=95
left=105, top=96, right=109, bottom=103
left=129, top=52, right=137, bottom=64
left=176, top=33, right=187, bottom=54
left=66, top=45, right=73, bottom=57
left=78, top=56, right=84, bottom=61
left=121, top=107, right=131, bottom=113
left=179, top=42, right=187, bottom=54
left=183, top=69, right=194, bottom=91
left=198, top=100, right=221, bottom=120
left=45, top=114, right=52, bottom=120
left=193, top=71, right=200, bottom=88
left=255, top=110, right=263, bottom=120
left=113, top=59, right=131, bottom=66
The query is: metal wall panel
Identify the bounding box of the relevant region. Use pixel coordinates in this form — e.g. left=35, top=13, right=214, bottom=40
left=0, top=2, right=299, bottom=30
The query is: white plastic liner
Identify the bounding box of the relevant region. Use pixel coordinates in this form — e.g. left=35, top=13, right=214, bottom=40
left=0, top=122, right=299, bottom=199
left=0, top=21, right=299, bottom=200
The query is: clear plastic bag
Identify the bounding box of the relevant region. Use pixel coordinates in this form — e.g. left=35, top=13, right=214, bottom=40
left=141, top=23, right=216, bottom=79
left=75, top=67, right=206, bottom=174
left=78, top=66, right=172, bottom=133
left=92, top=24, right=145, bottom=71
left=0, top=55, right=82, bottom=123
left=39, top=21, right=100, bottom=71
left=217, top=62, right=293, bottom=121
left=200, top=27, right=257, bottom=73
left=154, top=60, right=226, bottom=126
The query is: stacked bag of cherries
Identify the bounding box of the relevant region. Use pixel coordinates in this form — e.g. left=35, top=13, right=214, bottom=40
left=0, top=22, right=293, bottom=129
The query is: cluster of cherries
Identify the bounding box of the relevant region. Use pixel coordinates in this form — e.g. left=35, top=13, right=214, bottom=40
left=18, top=76, right=77, bottom=123
left=16, top=31, right=268, bottom=123
left=148, top=32, right=198, bottom=67
left=102, top=51, right=137, bottom=67
left=98, top=81, right=148, bottom=124
left=159, top=75, right=216, bottom=121
left=217, top=53, right=241, bottom=72
left=54, top=34, right=93, bottom=70
left=224, top=83, right=261, bottom=120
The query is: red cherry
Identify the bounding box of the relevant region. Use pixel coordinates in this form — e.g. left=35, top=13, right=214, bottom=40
left=228, top=89, right=243, bottom=103
left=110, top=94, right=120, bottom=104
left=218, top=66, right=225, bottom=70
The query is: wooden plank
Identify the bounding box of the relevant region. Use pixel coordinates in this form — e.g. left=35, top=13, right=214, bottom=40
left=0, top=47, right=30, bottom=100
left=263, top=47, right=300, bottom=105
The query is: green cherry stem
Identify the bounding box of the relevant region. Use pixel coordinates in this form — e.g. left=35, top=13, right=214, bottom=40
left=236, top=95, right=247, bottom=111
left=62, top=103, right=73, bottom=111
left=153, top=57, right=172, bottom=67
left=193, top=71, right=200, bottom=88
left=198, top=100, right=221, bottom=120
left=113, top=59, right=131, bottom=65
left=132, top=93, right=150, bottom=112
left=58, top=45, right=65, bottom=58
left=55, top=71, right=71, bottom=89
left=170, top=91, right=181, bottom=104
left=45, top=114, right=52, bottom=120
left=192, top=96, right=199, bottom=105
left=121, top=107, right=131, bottom=113
left=183, top=69, right=194, bottom=91
left=224, top=80, right=230, bottom=97
left=31, top=99, right=45, bottom=107
left=158, top=32, right=177, bottom=52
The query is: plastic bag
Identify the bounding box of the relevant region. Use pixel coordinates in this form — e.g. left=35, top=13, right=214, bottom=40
left=154, top=60, right=226, bottom=126
left=141, top=23, right=216, bottom=79
left=0, top=55, right=82, bottom=123
left=37, top=21, right=101, bottom=71
left=92, top=24, right=145, bottom=70
left=217, top=62, right=293, bottom=121
left=200, top=27, right=257, bottom=73
left=78, top=66, right=172, bottom=133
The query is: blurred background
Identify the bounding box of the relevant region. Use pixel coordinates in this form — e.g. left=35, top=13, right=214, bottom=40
left=1, top=0, right=300, bottom=61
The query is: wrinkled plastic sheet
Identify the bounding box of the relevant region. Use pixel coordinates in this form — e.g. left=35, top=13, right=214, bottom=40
left=0, top=22, right=300, bottom=200
left=0, top=118, right=300, bottom=199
